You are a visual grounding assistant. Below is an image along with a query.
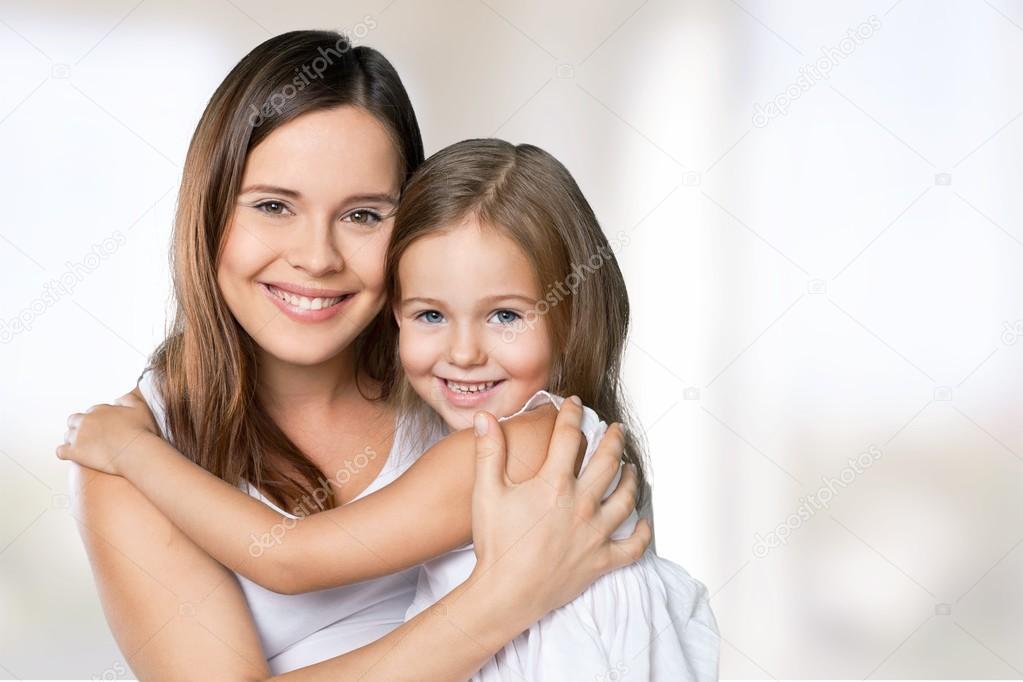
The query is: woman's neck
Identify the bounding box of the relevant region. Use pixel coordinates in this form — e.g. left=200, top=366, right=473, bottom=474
left=255, top=346, right=365, bottom=412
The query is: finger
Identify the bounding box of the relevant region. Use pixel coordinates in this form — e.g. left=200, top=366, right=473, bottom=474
left=55, top=444, right=66, bottom=460
left=536, top=396, right=584, bottom=484
left=66, top=413, right=82, bottom=429
left=604, top=516, right=651, bottom=572
left=598, top=463, right=639, bottom=532
left=473, top=411, right=508, bottom=495
left=577, top=422, right=625, bottom=498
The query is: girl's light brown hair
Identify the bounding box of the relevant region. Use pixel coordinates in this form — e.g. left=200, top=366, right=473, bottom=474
left=383, top=139, right=650, bottom=504
left=146, top=31, right=423, bottom=513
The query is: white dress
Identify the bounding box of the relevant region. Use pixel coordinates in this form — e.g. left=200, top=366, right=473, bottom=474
left=405, top=390, right=720, bottom=681
left=136, top=368, right=445, bottom=674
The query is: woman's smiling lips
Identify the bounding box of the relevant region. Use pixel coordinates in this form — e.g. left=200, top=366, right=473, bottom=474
left=259, top=281, right=356, bottom=322
left=436, top=376, right=506, bottom=408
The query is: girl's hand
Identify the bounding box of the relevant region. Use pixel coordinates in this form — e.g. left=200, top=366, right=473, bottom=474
left=469, top=396, right=651, bottom=617
left=56, top=392, right=159, bottom=476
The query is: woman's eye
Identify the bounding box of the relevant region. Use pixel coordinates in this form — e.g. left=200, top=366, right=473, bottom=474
left=490, top=309, right=521, bottom=325
left=254, top=200, right=291, bottom=216
left=416, top=310, right=445, bottom=324
left=346, top=209, right=383, bottom=226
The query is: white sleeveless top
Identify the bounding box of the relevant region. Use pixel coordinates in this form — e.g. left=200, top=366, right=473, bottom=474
left=136, top=368, right=439, bottom=674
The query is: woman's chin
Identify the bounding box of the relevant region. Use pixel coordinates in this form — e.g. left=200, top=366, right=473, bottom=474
left=257, top=338, right=354, bottom=368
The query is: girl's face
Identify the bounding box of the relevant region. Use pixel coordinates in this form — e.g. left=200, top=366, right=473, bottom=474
left=395, top=216, right=554, bottom=430
left=217, top=106, right=401, bottom=368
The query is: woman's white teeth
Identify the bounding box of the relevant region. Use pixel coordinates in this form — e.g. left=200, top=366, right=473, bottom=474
left=446, top=380, right=497, bottom=394
left=270, top=285, right=345, bottom=310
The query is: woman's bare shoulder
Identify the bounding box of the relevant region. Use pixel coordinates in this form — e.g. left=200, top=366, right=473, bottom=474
left=68, top=463, right=268, bottom=677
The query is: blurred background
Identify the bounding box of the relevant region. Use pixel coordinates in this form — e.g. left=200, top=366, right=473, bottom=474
left=1, top=0, right=1021, bottom=678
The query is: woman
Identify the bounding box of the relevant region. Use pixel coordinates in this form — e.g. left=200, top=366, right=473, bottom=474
left=61, top=30, right=649, bottom=679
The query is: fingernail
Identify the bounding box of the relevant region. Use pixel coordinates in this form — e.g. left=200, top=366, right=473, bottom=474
left=569, top=395, right=582, bottom=406
left=474, top=413, right=487, bottom=437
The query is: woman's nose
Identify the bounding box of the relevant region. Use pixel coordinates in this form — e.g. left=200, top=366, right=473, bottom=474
left=285, top=217, right=344, bottom=276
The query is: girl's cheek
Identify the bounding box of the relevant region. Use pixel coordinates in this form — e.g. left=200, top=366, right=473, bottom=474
left=399, top=328, right=433, bottom=375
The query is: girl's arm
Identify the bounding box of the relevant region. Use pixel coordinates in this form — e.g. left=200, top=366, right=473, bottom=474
left=60, top=391, right=595, bottom=594
left=69, top=406, right=648, bottom=681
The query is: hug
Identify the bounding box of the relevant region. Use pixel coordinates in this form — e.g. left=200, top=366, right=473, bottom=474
left=60, top=30, right=719, bottom=680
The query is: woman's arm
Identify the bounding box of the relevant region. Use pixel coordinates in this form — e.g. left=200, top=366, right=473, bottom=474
left=69, top=402, right=649, bottom=680
left=61, top=393, right=579, bottom=594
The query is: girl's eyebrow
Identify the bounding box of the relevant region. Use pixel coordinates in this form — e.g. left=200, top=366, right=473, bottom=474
left=401, top=294, right=536, bottom=308
left=480, top=294, right=538, bottom=305
left=401, top=296, right=444, bottom=308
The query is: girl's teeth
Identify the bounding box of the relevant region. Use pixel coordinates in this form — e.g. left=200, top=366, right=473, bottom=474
left=446, top=380, right=497, bottom=394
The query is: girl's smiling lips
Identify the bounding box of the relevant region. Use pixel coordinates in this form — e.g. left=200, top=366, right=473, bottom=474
left=436, top=376, right=506, bottom=408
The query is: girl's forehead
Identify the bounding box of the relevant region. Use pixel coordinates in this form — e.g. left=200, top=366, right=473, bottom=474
left=398, top=223, right=542, bottom=300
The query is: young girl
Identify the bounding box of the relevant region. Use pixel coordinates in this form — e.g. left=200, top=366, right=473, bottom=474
left=387, top=138, right=718, bottom=680
left=60, top=138, right=718, bottom=679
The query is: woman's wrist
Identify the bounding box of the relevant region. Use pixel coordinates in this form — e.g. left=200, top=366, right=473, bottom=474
left=459, top=563, right=543, bottom=643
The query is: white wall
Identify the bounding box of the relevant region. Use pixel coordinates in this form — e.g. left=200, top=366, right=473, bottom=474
left=1, top=0, right=1021, bottom=677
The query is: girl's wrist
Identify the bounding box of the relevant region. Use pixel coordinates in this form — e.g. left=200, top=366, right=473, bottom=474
left=115, top=429, right=160, bottom=479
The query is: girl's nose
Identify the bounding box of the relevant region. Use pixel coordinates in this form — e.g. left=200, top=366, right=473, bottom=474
left=448, top=324, right=487, bottom=368
left=285, top=217, right=344, bottom=276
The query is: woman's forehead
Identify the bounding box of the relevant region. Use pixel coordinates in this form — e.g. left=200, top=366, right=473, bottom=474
left=244, top=106, right=402, bottom=198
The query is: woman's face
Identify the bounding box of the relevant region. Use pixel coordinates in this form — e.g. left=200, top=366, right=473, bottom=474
left=395, top=217, right=554, bottom=430
left=217, top=105, right=401, bottom=368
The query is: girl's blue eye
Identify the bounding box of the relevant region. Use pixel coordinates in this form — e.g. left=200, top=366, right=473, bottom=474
left=346, top=209, right=383, bottom=226
left=490, top=309, right=521, bottom=325
left=416, top=310, right=445, bottom=324
left=254, top=200, right=291, bottom=216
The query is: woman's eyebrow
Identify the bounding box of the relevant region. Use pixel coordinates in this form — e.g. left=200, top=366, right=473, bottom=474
left=240, top=184, right=302, bottom=198
left=346, top=192, right=399, bottom=206
left=239, top=185, right=397, bottom=206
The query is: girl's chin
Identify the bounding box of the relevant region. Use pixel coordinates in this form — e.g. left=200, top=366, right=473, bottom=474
left=423, top=380, right=535, bottom=429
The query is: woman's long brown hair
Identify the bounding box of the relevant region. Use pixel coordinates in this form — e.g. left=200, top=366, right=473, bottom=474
left=147, top=31, right=423, bottom=513
left=384, top=139, right=650, bottom=506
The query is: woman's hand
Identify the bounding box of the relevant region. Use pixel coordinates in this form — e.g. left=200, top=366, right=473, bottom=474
left=56, top=392, right=159, bottom=476
left=468, top=396, right=651, bottom=618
